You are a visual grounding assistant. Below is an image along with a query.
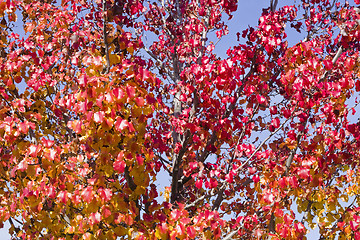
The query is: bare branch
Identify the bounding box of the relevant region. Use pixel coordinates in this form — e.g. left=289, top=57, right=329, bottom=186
left=125, top=166, right=137, bottom=191
left=320, top=46, right=343, bottom=81
left=213, top=114, right=292, bottom=211
left=239, top=115, right=292, bottom=171
left=102, top=0, right=110, bottom=74
left=270, top=0, right=278, bottom=12
left=222, top=227, right=239, bottom=240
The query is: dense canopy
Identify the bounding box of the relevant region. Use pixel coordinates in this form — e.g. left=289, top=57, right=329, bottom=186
left=1, top=0, right=360, bottom=239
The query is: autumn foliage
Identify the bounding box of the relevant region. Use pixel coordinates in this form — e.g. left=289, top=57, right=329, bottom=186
left=2, top=0, right=360, bottom=239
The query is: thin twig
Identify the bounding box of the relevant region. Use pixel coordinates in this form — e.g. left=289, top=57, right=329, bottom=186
left=143, top=46, right=175, bottom=81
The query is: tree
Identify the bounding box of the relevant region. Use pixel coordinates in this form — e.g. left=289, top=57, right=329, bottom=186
left=1, top=0, right=360, bottom=239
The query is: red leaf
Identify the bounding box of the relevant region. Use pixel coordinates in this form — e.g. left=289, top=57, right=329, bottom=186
left=195, top=179, right=203, bottom=189
left=271, top=117, right=280, bottom=129
left=126, top=85, right=136, bottom=99
left=225, top=173, right=233, bottom=183
left=135, top=97, right=145, bottom=107
left=356, top=80, right=360, bottom=92
left=323, top=60, right=333, bottom=70
left=18, top=122, right=29, bottom=134
left=78, top=74, right=87, bottom=87
left=187, top=226, right=196, bottom=238
left=345, top=58, right=355, bottom=71
left=17, top=160, right=28, bottom=172
left=282, top=109, right=292, bottom=118
left=67, top=120, right=82, bottom=134
left=114, top=152, right=126, bottom=173
left=112, top=88, right=125, bottom=99
left=170, top=209, right=181, bottom=221
left=256, top=95, right=266, bottom=105
left=93, top=111, right=105, bottom=123
left=263, top=191, right=275, bottom=204
left=248, top=167, right=256, bottom=174
left=269, top=106, right=277, bottom=115
left=297, top=168, right=310, bottom=179
left=28, top=144, right=41, bottom=157
left=136, top=155, right=144, bottom=165
left=102, top=206, right=112, bottom=219
left=98, top=188, right=113, bottom=202
left=295, top=222, right=305, bottom=233
left=351, top=221, right=359, bottom=231
left=252, top=175, right=260, bottom=183
left=278, top=178, right=287, bottom=189
left=355, top=232, right=360, bottom=240
left=205, top=179, right=218, bottom=189
left=41, top=138, right=54, bottom=148
left=81, top=186, right=94, bottom=203
left=115, top=118, right=129, bottom=132
left=89, top=212, right=101, bottom=225
left=284, top=214, right=294, bottom=225
left=57, top=191, right=69, bottom=204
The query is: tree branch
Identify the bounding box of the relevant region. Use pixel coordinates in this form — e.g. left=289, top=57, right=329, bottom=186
left=102, top=0, right=110, bottom=74
left=171, top=131, right=191, bottom=203
left=270, top=0, right=278, bottom=12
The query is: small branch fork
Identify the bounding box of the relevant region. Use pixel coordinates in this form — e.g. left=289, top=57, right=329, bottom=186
left=186, top=111, right=295, bottom=211
left=212, top=104, right=259, bottom=211
left=179, top=52, right=267, bottom=196
left=222, top=201, right=277, bottom=240
left=215, top=106, right=298, bottom=239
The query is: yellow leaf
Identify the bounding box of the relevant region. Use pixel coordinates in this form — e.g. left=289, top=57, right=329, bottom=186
left=109, top=54, right=121, bottom=65
left=155, top=229, right=164, bottom=239
left=313, top=202, right=324, bottom=211
left=134, top=186, right=146, bottom=196
left=143, top=106, right=153, bottom=115
left=326, top=202, right=336, bottom=212
left=339, top=235, right=347, bottom=240
left=82, top=232, right=93, bottom=240
left=340, top=194, right=349, bottom=202
left=66, top=182, right=74, bottom=192
left=127, top=46, right=134, bottom=55
left=26, top=165, right=37, bottom=179
left=316, top=208, right=325, bottom=217
left=104, top=230, right=115, bottom=239
left=102, top=164, right=114, bottom=177
left=309, top=222, right=316, bottom=230
left=326, top=213, right=335, bottom=223
left=130, top=141, right=139, bottom=153
left=131, top=107, right=142, bottom=118
left=317, top=216, right=325, bottom=224
left=163, top=187, right=170, bottom=202
left=28, top=196, right=40, bottom=208
left=114, top=226, right=126, bottom=237
left=65, top=226, right=75, bottom=234
left=344, top=225, right=351, bottom=235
